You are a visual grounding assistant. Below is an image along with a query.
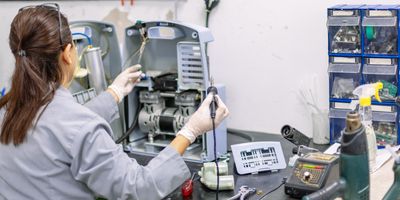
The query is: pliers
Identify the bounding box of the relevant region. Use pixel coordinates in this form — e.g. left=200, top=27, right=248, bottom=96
left=228, top=185, right=256, bottom=200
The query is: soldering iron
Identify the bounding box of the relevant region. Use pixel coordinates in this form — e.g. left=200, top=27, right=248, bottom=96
left=207, top=77, right=220, bottom=200
left=207, top=79, right=218, bottom=119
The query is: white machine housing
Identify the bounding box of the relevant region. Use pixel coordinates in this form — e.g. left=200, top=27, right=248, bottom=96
left=123, top=21, right=227, bottom=163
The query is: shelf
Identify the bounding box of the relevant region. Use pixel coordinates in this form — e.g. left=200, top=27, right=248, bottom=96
left=329, top=108, right=397, bottom=121
left=329, top=98, right=396, bottom=106
left=328, top=53, right=362, bottom=57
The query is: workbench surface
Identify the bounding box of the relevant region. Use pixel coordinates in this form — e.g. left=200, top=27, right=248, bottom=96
left=128, top=131, right=394, bottom=200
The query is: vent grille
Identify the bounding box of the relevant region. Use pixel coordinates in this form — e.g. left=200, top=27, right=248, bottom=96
left=72, top=88, right=97, bottom=104
left=177, top=42, right=205, bottom=90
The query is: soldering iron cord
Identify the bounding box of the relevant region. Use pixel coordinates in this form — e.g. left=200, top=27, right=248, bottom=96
left=257, top=178, right=286, bottom=200
left=212, top=117, right=219, bottom=200
left=116, top=92, right=141, bottom=144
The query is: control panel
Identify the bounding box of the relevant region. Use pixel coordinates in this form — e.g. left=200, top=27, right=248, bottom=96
left=285, top=152, right=339, bottom=198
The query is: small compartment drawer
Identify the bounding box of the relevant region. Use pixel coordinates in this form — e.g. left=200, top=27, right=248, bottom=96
left=329, top=108, right=352, bottom=143
left=362, top=58, right=398, bottom=101
left=362, top=7, right=399, bottom=55
left=329, top=105, right=398, bottom=145
left=328, top=7, right=362, bottom=54
left=372, top=105, right=397, bottom=146
left=329, top=57, right=362, bottom=99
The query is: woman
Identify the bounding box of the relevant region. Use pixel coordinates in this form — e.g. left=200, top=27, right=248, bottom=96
left=0, top=4, right=229, bottom=200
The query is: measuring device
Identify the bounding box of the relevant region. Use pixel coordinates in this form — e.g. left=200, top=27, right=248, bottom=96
left=285, top=152, right=339, bottom=198
left=231, top=141, right=287, bottom=175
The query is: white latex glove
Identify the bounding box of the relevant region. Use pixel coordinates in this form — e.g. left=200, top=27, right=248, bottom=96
left=108, top=64, right=142, bottom=103
left=177, top=94, right=229, bottom=143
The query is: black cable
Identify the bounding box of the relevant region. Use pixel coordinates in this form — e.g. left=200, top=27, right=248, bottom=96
left=116, top=97, right=141, bottom=144
left=212, top=118, right=219, bottom=200
left=204, top=0, right=220, bottom=55
left=124, top=95, right=130, bottom=131
left=204, top=0, right=220, bottom=28
left=257, top=178, right=287, bottom=200
left=205, top=11, right=210, bottom=54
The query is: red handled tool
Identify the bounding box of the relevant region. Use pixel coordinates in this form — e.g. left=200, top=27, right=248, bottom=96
left=182, top=173, right=195, bottom=197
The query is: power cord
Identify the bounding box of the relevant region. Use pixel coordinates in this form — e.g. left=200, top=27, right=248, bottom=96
left=204, top=0, right=220, bottom=28
left=204, top=0, right=220, bottom=55
left=212, top=118, right=219, bottom=200
left=257, top=177, right=287, bottom=200
left=116, top=92, right=141, bottom=144
left=207, top=83, right=219, bottom=200
left=122, top=22, right=148, bottom=69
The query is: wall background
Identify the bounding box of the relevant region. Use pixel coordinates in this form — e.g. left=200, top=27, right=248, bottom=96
left=1, top=0, right=398, bottom=136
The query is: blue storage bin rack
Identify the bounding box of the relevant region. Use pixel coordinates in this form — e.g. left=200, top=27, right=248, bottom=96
left=328, top=5, right=400, bottom=145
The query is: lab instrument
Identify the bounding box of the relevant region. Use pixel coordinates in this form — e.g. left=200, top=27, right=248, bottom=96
left=284, top=152, right=339, bottom=198
left=123, top=21, right=227, bottom=163
left=231, top=141, right=287, bottom=175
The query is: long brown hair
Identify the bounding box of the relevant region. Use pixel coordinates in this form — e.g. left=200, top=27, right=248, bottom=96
left=0, top=6, right=72, bottom=145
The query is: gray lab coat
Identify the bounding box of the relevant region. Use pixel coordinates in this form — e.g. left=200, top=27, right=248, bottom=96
left=0, top=87, right=190, bottom=200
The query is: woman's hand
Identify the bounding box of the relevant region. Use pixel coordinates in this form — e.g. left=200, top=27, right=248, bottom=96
left=108, top=64, right=142, bottom=103
left=177, top=94, right=230, bottom=144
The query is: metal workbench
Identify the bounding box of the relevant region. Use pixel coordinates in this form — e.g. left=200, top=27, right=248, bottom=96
left=128, top=131, right=331, bottom=200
